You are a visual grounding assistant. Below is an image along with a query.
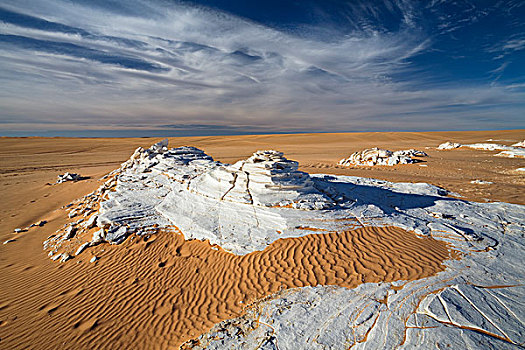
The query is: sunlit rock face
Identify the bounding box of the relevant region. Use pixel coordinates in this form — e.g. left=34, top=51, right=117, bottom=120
left=438, top=141, right=525, bottom=158
left=48, top=139, right=519, bottom=257
left=189, top=150, right=333, bottom=209
left=339, top=148, right=428, bottom=166
left=438, top=141, right=462, bottom=150
left=82, top=140, right=338, bottom=254
left=43, top=140, right=525, bottom=349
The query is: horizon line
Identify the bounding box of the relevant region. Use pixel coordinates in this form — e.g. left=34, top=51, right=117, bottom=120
left=1, top=128, right=524, bottom=139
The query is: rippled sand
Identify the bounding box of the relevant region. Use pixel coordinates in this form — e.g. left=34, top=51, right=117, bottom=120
left=0, top=129, right=522, bottom=349
left=1, top=224, right=455, bottom=348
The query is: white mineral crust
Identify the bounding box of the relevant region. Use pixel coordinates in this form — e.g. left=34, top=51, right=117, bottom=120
left=46, top=140, right=525, bottom=349
left=438, top=141, right=462, bottom=149
left=339, top=148, right=428, bottom=166
left=55, top=172, right=81, bottom=184
left=438, top=141, right=525, bottom=158
left=470, top=180, right=493, bottom=185
left=185, top=175, right=525, bottom=349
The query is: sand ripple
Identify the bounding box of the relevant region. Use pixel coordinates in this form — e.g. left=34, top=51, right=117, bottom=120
left=0, top=225, right=454, bottom=349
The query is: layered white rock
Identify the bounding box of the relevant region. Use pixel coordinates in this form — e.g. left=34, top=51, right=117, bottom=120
left=185, top=175, right=525, bottom=350
left=466, top=143, right=514, bottom=151
left=438, top=141, right=525, bottom=158
left=339, top=148, right=428, bottom=166
left=187, top=150, right=333, bottom=209
left=43, top=140, right=525, bottom=349
left=438, top=141, right=462, bottom=149
left=55, top=172, right=82, bottom=184
left=45, top=140, right=336, bottom=255
left=496, top=149, right=525, bottom=158
left=470, top=179, right=493, bottom=185
left=512, top=140, right=525, bottom=147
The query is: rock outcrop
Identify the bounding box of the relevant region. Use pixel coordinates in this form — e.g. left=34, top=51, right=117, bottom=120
left=42, top=140, right=525, bottom=349
left=339, top=148, right=428, bottom=166
left=55, top=172, right=82, bottom=183
left=438, top=141, right=525, bottom=158
left=44, top=140, right=337, bottom=256
left=189, top=150, right=332, bottom=209
left=437, top=141, right=462, bottom=150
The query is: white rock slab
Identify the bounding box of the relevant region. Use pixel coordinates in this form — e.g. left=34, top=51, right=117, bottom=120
left=339, top=148, right=427, bottom=166
left=438, top=141, right=525, bottom=158
left=55, top=172, right=82, bottom=184
left=438, top=141, right=462, bottom=149
left=184, top=193, right=525, bottom=349
left=471, top=180, right=493, bottom=185
left=44, top=140, right=525, bottom=349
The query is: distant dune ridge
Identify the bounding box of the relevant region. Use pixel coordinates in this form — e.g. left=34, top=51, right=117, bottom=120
left=0, top=130, right=524, bottom=349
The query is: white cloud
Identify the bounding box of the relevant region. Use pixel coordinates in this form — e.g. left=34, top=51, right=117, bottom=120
left=503, top=38, right=525, bottom=52
left=0, top=0, right=524, bottom=134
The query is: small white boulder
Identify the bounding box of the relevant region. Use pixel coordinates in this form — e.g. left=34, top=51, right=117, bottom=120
left=63, top=226, right=76, bottom=240
left=75, top=242, right=91, bottom=256
left=438, top=141, right=462, bottom=150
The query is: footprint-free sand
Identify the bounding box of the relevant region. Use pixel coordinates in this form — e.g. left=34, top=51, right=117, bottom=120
left=0, top=129, right=523, bottom=349
left=1, top=225, right=454, bottom=348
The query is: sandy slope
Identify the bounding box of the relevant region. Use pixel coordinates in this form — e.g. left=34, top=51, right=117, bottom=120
left=0, top=130, right=523, bottom=349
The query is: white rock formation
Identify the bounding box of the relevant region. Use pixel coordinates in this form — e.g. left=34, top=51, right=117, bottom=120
left=184, top=175, right=525, bottom=350
left=83, top=215, right=97, bottom=229
left=75, top=242, right=91, bottom=256
left=339, top=148, right=428, bottom=166
left=43, top=140, right=525, bottom=349
left=496, top=149, right=525, bottom=158
left=55, top=172, right=82, bottom=184
left=47, top=141, right=336, bottom=255
left=512, top=140, right=525, bottom=147
left=187, top=150, right=333, bottom=209
left=50, top=253, right=71, bottom=262
left=466, top=143, right=514, bottom=151
left=28, top=220, right=46, bottom=228
left=393, top=148, right=428, bottom=157
left=438, top=141, right=525, bottom=158
left=62, top=225, right=76, bottom=240
left=438, top=141, right=462, bottom=149
left=470, top=180, right=493, bottom=185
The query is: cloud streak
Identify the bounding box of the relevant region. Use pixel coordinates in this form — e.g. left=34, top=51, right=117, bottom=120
left=0, top=0, right=524, bottom=135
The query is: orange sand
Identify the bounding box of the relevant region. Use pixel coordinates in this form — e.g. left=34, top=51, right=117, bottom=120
left=0, top=225, right=453, bottom=349
left=1, top=130, right=522, bottom=349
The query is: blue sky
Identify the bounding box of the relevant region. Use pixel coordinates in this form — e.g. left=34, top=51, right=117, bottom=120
left=0, top=0, right=524, bottom=136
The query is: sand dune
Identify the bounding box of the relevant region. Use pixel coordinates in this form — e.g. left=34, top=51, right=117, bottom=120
left=0, top=223, right=453, bottom=349
left=0, top=130, right=523, bottom=349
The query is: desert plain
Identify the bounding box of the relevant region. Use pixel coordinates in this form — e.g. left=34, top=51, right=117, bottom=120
left=0, top=129, right=524, bottom=349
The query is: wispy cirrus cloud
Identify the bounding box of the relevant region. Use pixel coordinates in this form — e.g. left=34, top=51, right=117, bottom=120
left=0, top=0, right=524, bottom=136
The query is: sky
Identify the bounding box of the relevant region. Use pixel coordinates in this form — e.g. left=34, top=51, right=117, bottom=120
left=0, top=0, right=524, bottom=137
